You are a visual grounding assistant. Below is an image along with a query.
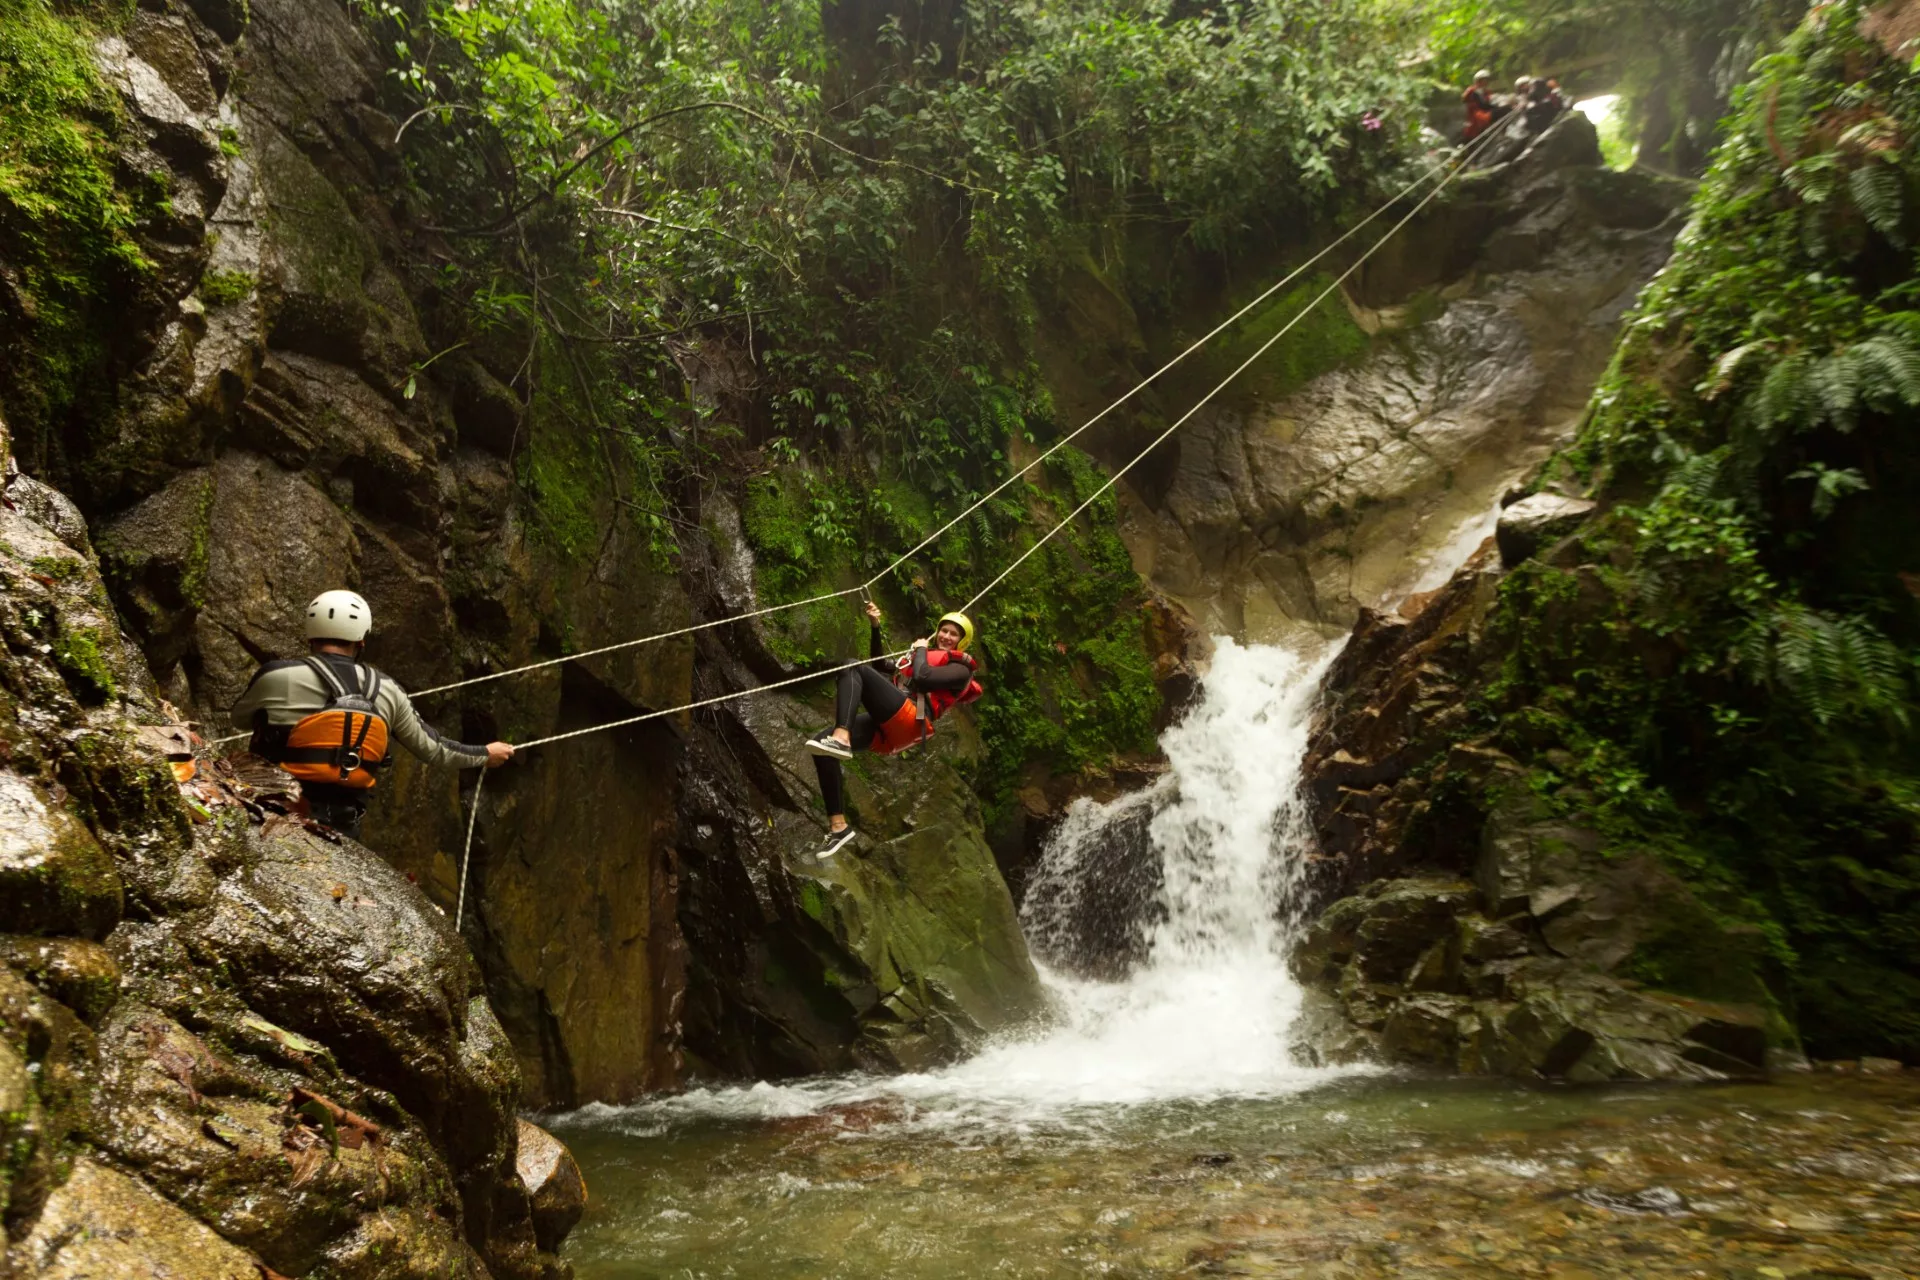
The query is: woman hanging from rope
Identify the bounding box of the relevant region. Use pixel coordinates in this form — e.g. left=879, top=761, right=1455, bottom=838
left=804, top=600, right=984, bottom=856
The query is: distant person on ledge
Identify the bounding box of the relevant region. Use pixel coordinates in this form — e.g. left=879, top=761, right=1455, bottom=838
left=231, top=589, right=512, bottom=839
left=1525, top=76, right=1567, bottom=132
left=1462, top=69, right=1503, bottom=143
left=803, top=600, right=984, bottom=858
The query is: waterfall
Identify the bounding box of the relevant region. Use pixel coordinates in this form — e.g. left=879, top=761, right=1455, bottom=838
left=930, top=638, right=1339, bottom=1106
left=566, top=637, right=1344, bottom=1131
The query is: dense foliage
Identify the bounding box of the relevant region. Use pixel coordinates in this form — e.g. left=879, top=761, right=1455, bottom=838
left=1482, top=1, right=1920, bottom=1058
left=352, top=0, right=1425, bottom=814
left=0, top=0, right=152, bottom=466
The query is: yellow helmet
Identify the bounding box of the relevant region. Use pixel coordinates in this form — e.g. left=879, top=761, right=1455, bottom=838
left=936, top=611, right=975, bottom=653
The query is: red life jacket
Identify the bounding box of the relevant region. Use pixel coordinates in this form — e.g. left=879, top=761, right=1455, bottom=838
left=1462, top=86, right=1495, bottom=140
left=875, top=649, right=982, bottom=755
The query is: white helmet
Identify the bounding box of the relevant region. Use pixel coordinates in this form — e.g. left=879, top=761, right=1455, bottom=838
left=305, top=589, right=372, bottom=642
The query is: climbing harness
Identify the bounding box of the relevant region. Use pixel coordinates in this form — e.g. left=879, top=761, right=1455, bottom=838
left=265, top=658, right=390, bottom=790
left=873, top=646, right=982, bottom=756
left=868, top=697, right=924, bottom=757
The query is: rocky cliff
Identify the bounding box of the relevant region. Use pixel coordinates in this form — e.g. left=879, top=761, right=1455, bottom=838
left=1291, top=542, right=1784, bottom=1081
left=1289, top=1, right=1920, bottom=1077
left=0, top=454, right=576, bottom=1276
left=0, top=0, right=1068, bottom=1119
left=1113, top=114, right=1692, bottom=646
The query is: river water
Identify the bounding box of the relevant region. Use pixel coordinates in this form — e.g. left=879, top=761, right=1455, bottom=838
left=551, top=642, right=1920, bottom=1278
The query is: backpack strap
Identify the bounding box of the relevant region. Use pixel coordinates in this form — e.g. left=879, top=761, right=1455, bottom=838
left=302, top=656, right=349, bottom=706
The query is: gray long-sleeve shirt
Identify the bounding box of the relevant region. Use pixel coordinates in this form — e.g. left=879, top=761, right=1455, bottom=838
left=231, top=657, right=487, bottom=771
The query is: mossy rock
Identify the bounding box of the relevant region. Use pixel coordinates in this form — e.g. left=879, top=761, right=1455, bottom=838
left=0, top=772, right=124, bottom=941
left=792, top=749, right=1045, bottom=1064
left=0, top=938, right=120, bottom=1026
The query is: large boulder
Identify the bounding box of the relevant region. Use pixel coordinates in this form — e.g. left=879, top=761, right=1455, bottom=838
left=516, top=1119, right=588, bottom=1254
left=7, top=1158, right=262, bottom=1280
left=0, top=477, right=572, bottom=1275
left=673, top=677, right=1045, bottom=1078
left=1291, top=856, right=1781, bottom=1082
left=1495, top=492, right=1596, bottom=567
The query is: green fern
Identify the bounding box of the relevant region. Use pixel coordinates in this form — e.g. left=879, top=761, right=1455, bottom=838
left=1740, top=603, right=1911, bottom=730
left=1669, top=448, right=1728, bottom=503
left=1736, top=329, right=1920, bottom=441
left=1844, top=331, right=1920, bottom=409
left=1848, top=160, right=1907, bottom=245
left=1746, top=351, right=1813, bottom=433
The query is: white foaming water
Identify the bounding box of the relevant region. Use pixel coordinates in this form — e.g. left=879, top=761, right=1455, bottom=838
left=563, top=638, right=1348, bottom=1136
left=969, top=638, right=1337, bottom=1105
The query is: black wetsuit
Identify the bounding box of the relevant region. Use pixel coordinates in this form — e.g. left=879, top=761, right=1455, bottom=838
left=814, top=624, right=975, bottom=818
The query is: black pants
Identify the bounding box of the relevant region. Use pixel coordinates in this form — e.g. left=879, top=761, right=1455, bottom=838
left=814, top=666, right=906, bottom=817
left=303, top=784, right=367, bottom=839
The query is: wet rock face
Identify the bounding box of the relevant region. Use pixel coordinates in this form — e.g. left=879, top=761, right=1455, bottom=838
left=672, top=646, right=1046, bottom=1078
left=9, top=0, right=1046, bottom=1113
left=1117, top=115, right=1691, bottom=645
left=0, top=478, right=574, bottom=1275
left=8, top=0, right=694, bottom=1109
left=12, top=1158, right=263, bottom=1280
left=1292, top=880, right=1773, bottom=1082
left=1292, top=521, right=1787, bottom=1083
left=516, top=1119, right=588, bottom=1254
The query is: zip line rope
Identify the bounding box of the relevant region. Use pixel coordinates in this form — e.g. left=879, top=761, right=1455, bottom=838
left=958, top=120, right=1507, bottom=617
left=455, top=766, right=484, bottom=931
left=206, top=137, right=1480, bottom=753
left=450, top=646, right=910, bottom=932
left=395, top=138, right=1480, bottom=706
left=448, top=116, right=1513, bottom=926
left=219, top=116, right=1516, bottom=914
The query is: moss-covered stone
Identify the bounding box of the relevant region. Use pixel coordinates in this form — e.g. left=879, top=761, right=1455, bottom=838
left=0, top=772, right=124, bottom=942
left=0, top=937, right=120, bottom=1026
left=0, top=0, right=155, bottom=465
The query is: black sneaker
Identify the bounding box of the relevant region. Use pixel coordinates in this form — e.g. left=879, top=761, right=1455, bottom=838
left=819, top=826, right=857, bottom=858
left=805, top=732, right=853, bottom=761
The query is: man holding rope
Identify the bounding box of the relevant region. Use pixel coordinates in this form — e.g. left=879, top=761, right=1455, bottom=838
left=231, top=590, right=513, bottom=839
left=804, top=600, right=984, bottom=857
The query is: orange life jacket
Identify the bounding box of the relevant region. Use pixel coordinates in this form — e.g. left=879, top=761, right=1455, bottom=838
left=1463, top=86, right=1495, bottom=140
left=869, top=699, right=923, bottom=757
left=270, top=658, right=390, bottom=790
left=878, top=649, right=983, bottom=755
